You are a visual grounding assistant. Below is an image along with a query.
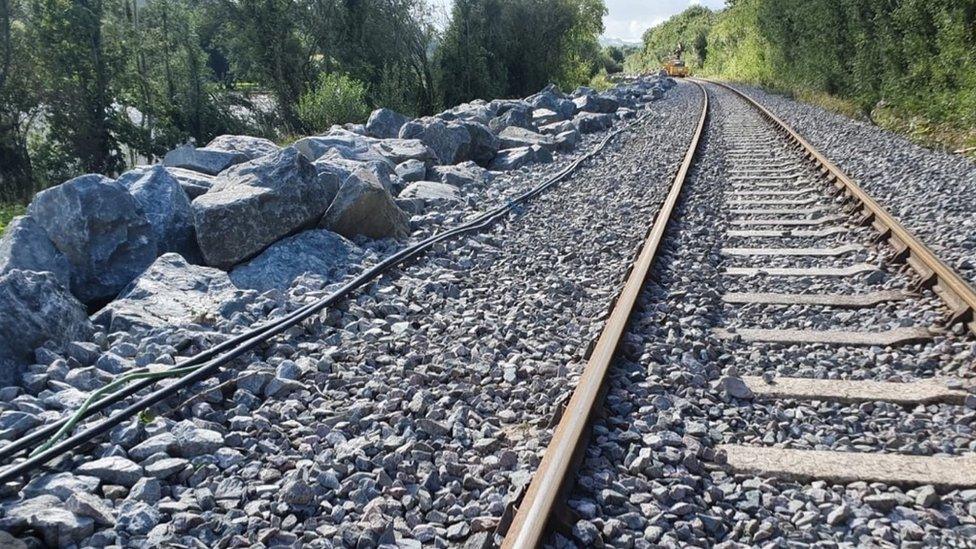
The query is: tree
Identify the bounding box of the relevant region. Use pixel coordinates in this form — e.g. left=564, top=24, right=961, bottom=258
left=28, top=0, right=125, bottom=176
left=436, top=0, right=507, bottom=105
left=0, top=0, right=37, bottom=202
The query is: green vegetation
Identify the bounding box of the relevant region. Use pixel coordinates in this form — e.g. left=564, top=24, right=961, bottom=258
left=0, top=0, right=610, bottom=205
left=628, top=0, right=976, bottom=154
left=0, top=202, right=26, bottom=234
left=297, top=73, right=370, bottom=133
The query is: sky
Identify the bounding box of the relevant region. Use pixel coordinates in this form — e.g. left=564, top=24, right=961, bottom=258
left=603, top=0, right=726, bottom=42
left=429, top=0, right=727, bottom=42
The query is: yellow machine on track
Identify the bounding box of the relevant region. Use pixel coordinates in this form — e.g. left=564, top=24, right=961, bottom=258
left=664, top=58, right=689, bottom=77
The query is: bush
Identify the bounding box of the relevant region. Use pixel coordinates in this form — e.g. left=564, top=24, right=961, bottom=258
left=296, top=73, right=370, bottom=133
left=589, top=70, right=613, bottom=91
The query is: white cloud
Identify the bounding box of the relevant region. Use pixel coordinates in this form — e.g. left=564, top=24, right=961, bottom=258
left=601, top=0, right=725, bottom=41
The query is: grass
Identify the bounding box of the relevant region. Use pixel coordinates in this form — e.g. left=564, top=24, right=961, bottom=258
left=0, top=203, right=27, bottom=235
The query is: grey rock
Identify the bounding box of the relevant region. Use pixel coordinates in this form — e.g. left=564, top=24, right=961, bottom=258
left=320, top=167, right=410, bottom=240
left=400, top=119, right=471, bottom=165
left=172, top=421, right=223, bottom=457
left=864, top=493, right=899, bottom=513
left=116, top=165, right=197, bottom=259
left=0, top=270, right=92, bottom=385
left=0, top=215, right=70, bottom=287
left=574, top=112, right=614, bottom=133
left=826, top=504, right=852, bottom=526
left=26, top=506, right=95, bottom=546
left=127, top=477, right=161, bottom=505
left=192, top=147, right=337, bottom=269
left=205, top=134, right=280, bottom=160
left=573, top=94, right=619, bottom=114
left=229, top=229, right=364, bottom=292
left=398, top=182, right=463, bottom=207
left=428, top=161, right=493, bottom=188
left=366, top=108, right=409, bottom=139
left=458, top=121, right=500, bottom=166
left=28, top=174, right=158, bottom=304
left=532, top=108, right=562, bottom=126
left=22, top=472, right=100, bottom=500
left=373, top=139, right=438, bottom=166
left=65, top=492, right=116, bottom=526
left=498, top=126, right=557, bottom=152
left=163, top=144, right=248, bottom=175
left=721, top=376, right=754, bottom=399
left=144, top=457, right=188, bottom=479
left=538, top=120, right=576, bottom=136
left=293, top=132, right=373, bottom=162
left=396, top=159, right=427, bottom=183
left=128, top=432, right=178, bottom=461
left=554, top=129, right=582, bottom=152
left=93, top=253, right=252, bottom=333
left=165, top=167, right=215, bottom=199
left=488, top=146, right=552, bottom=171
left=488, top=105, right=535, bottom=134
left=114, top=500, right=159, bottom=535
left=280, top=472, right=316, bottom=506
left=76, top=456, right=143, bottom=487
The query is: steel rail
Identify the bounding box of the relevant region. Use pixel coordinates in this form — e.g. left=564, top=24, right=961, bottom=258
left=500, top=80, right=709, bottom=548
left=706, top=79, right=976, bottom=334
left=0, top=104, right=654, bottom=484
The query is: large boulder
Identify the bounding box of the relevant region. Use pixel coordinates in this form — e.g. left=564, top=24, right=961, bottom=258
left=165, top=167, right=215, bottom=199
left=399, top=119, right=471, bottom=165
left=365, top=108, right=409, bottom=139
left=554, top=129, right=581, bottom=152
left=395, top=159, right=427, bottom=183
left=428, top=162, right=493, bottom=188
left=458, top=121, right=499, bottom=166
left=437, top=103, right=493, bottom=125
left=374, top=139, right=437, bottom=166
left=488, top=106, right=534, bottom=134
left=315, top=157, right=398, bottom=194
left=0, top=270, right=93, bottom=386
left=488, top=145, right=552, bottom=171
left=163, top=145, right=248, bottom=176
left=397, top=181, right=463, bottom=213
left=320, top=168, right=410, bottom=240
left=93, top=253, right=252, bottom=333
left=117, top=166, right=198, bottom=260
left=532, top=109, right=562, bottom=126
left=573, top=94, right=619, bottom=114
left=527, top=85, right=576, bottom=120
left=192, top=147, right=339, bottom=269
left=28, top=174, right=158, bottom=305
left=498, top=127, right=557, bottom=152
left=318, top=143, right=395, bottom=170
left=205, top=135, right=280, bottom=160
left=229, top=230, right=365, bottom=292
left=0, top=216, right=70, bottom=288
left=538, top=120, right=577, bottom=136
left=293, top=131, right=374, bottom=161
left=574, top=112, right=614, bottom=133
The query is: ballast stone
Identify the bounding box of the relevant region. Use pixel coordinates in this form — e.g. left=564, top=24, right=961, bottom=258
left=488, top=145, right=553, bottom=171
left=398, top=181, right=463, bottom=209
left=229, top=229, right=365, bottom=292
left=93, top=253, right=253, bottom=333
left=117, top=165, right=198, bottom=260
left=205, top=134, right=280, bottom=160
left=428, top=162, right=493, bottom=188
left=163, top=144, right=248, bottom=175
left=498, top=126, right=558, bottom=152
left=365, top=108, right=409, bottom=139
left=0, top=270, right=93, bottom=386
left=0, top=215, right=70, bottom=288
left=320, top=167, right=410, bottom=240
left=192, top=147, right=339, bottom=269
left=27, top=174, right=158, bottom=305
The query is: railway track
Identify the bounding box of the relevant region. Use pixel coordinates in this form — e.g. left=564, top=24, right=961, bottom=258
left=502, top=81, right=976, bottom=547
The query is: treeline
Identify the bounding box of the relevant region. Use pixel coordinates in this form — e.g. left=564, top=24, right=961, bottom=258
left=627, top=0, right=976, bottom=144
left=0, top=0, right=617, bottom=203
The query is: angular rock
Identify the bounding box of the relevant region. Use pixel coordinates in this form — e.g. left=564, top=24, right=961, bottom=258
left=28, top=174, right=158, bottom=304
left=320, top=167, right=410, bottom=240
left=498, top=126, right=557, bottom=152
left=229, top=229, right=364, bottom=292
left=93, top=253, right=252, bottom=333
left=192, top=147, right=338, bottom=269
left=65, top=492, right=116, bottom=526
left=396, top=159, right=427, bottom=183
left=374, top=139, right=438, bottom=166
left=573, top=94, right=619, bottom=114
left=172, top=421, right=223, bottom=457
left=115, top=500, right=159, bottom=535
left=538, top=120, right=576, bottom=136
left=0, top=215, right=70, bottom=287
left=316, top=156, right=397, bottom=193
left=400, top=119, right=471, bottom=165
left=532, top=108, right=562, bottom=126
left=428, top=162, right=493, bottom=188
left=293, top=131, right=374, bottom=161
left=205, top=135, right=280, bottom=160
left=488, top=106, right=534, bottom=134
left=722, top=376, right=754, bottom=399
left=163, top=144, right=248, bottom=175
left=0, top=270, right=93, bottom=385
left=458, top=121, right=500, bottom=166
left=574, top=112, right=614, bottom=133
left=488, top=146, right=551, bottom=171
left=398, top=181, right=463, bottom=207
left=22, top=472, right=100, bottom=500
left=117, top=165, right=197, bottom=259
left=25, top=507, right=94, bottom=546
left=366, top=108, right=409, bottom=139
left=76, top=456, right=144, bottom=487
left=165, top=167, right=215, bottom=199
left=554, top=129, right=581, bottom=152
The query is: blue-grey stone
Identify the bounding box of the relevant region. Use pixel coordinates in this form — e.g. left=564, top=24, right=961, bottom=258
left=229, top=229, right=364, bottom=292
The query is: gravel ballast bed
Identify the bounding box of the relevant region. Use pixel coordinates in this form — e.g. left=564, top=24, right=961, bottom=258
left=552, top=85, right=976, bottom=548
left=0, top=83, right=704, bottom=547
left=733, top=83, right=976, bottom=288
